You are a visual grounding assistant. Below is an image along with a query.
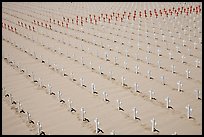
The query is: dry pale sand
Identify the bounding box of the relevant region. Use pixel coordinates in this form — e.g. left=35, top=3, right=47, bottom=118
left=2, top=2, right=202, bottom=135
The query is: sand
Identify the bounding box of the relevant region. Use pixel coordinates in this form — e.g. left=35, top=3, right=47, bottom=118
left=2, top=2, right=202, bottom=135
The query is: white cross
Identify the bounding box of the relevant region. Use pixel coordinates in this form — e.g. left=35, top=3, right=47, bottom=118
left=194, top=89, right=201, bottom=99
left=68, top=98, right=72, bottom=111
left=91, top=83, right=95, bottom=94
left=81, top=107, right=86, bottom=121
left=94, top=118, right=99, bottom=134
left=114, top=57, right=117, bottom=65
left=99, top=66, right=103, bottom=74
left=160, top=75, right=165, bottom=85
left=117, top=99, right=122, bottom=110
left=125, top=49, right=128, bottom=57
left=124, top=61, right=128, bottom=69
left=181, top=55, right=185, bottom=63
left=105, top=52, right=108, bottom=61
left=134, top=83, right=139, bottom=92
left=169, top=52, right=173, bottom=60
left=165, top=96, right=171, bottom=108
left=80, top=77, right=84, bottom=87
left=195, top=59, right=200, bottom=68
left=157, top=48, right=161, bottom=56
left=147, top=70, right=151, bottom=79
left=103, top=91, right=108, bottom=102
left=135, top=65, right=139, bottom=74
left=186, top=69, right=190, bottom=79
left=133, top=107, right=138, bottom=120
left=185, top=104, right=192, bottom=119
left=157, top=60, right=161, bottom=69
left=58, top=91, right=62, bottom=101
left=121, top=76, right=125, bottom=86
left=81, top=57, right=84, bottom=65
left=146, top=56, right=150, bottom=64
left=27, top=112, right=31, bottom=122
left=149, top=90, right=154, bottom=100
left=171, top=65, right=175, bottom=74
left=177, top=81, right=182, bottom=92
left=151, top=118, right=157, bottom=132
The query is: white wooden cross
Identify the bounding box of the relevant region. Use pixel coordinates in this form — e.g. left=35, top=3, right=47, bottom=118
left=181, top=55, right=185, bottom=63
left=94, top=118, right=99, bottom=134
left=134, top=83, right=139, bottom=92
left=80, top=77, right=84, bottom=87
left=185, top=104, right=192, bottom=119
left=99, top=66, right=103, bottom=74
left=91, top=83, right=96, bottom=94
left=165, top=96, right=171, bottom=108
left=151, top=117, right=157, bottom=132
left=186, top=69, right=190, bottom=79
left=121, top=76, right=125, bottom=86
left=124, top=60, right=128, bottom=69
left=195, top=59, right=200, bottom=68
left=171, top=64, right=175, bottom=74
left=149, top=90, right=154, bottom=100
left=117, top=99, right=122, bottom=110
left=135, top=65, right=139, bottom=74
left=146, top=56, right=150, bottom=64
left=169, top=52, right=173, bottom=60
left=103, top=91, right=108, bottom=102
left=147, top=70, right=151, bottom=79
left=194, top=89, right=201, bottom=100
left=81, top=57, right=85, bottom=65
left=177, top=81, right=182, bottom=92
left=81, top=107, right=86, bottom=121
left=132, top=107, right=138, bottom=120
left=58, top=91, right=62, bottom=101
left=114, top=57, right=118, bottom=65
left=67, top=98, right=73, bottom=112
left=157, top=60, right=161, bottom=69
left=160, top=75, right=165, bottom=85
left=157, top=48, right=161, bottom=56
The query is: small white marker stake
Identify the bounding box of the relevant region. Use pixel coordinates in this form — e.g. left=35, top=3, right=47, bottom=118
left=103, top=91, right=108, bottom=101
left=68, top=98, right=72, bottom=112
left=195, top=59, right=200, bottom=68
left=165, top=96, right=171, bottom=108
left=185, top=104, right=192, bottom=119
left=27, top=112, right=31, bottom=122
left=81, top=57, right=84, bottom=65
left=151, top=118, right=157, bottom=132
left=121, top=76, right=125, bottom=86
left=194, top=89, right=201, bottom=99
left=48, top=84, right=52, bottom=95
left=157, top=48, right=161, bottom=56
left=18, top=101, right=21, bottom=112
left=80, top=77, right=84, bottom=87
left=10, top=93, right=13, bottom=104
left=171, top=65, right=175, bottom=74
left=58, top=91, right=62, bottom=101
left=105, top=52, right=108, bottom=61
left=134, top=83, right=139, bottom=92
left=135, top=65, right=139, bottom=74
left=147, top=70, right=151, bottom=79
left=160, top=75, right=165, bottom=85
left=114, top=57, right=117, bottom=65
left=124, top=60, right=128, bottom=69
left=149, top=90, right=154, bottom=100
left=37, top=121, right=42, bottom=135
left=146, top=56, right=150, bottom=64
left=125, top=48, right=128, bottom=57
left=157, top=60, right=161, bottom=69
left=81, top=107, right=86, bottom=121
left=91, top=83, right=95, bottom=94
left=116, top=99, right=122, bottom=110
left=169, top=52, right=173, bottom=60
left=186, top=69, right=190, bottom=79
left=181, top=55, right=185, bottom=63
left=109, top=70, right=113, bottom=80
left=90, top=61, right=93, bottom=69
left=133, top=107, right=138, bottom=120
left=99, top=66, right=103, bottom=74
left=94, top=118, right=99, bottom=134
left=110, top=130, right=115, bottom=135
left=177, top=81, right=182, bottom=92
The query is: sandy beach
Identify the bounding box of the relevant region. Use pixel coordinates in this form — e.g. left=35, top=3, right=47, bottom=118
left=2, top=2, right=202, bottom=135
